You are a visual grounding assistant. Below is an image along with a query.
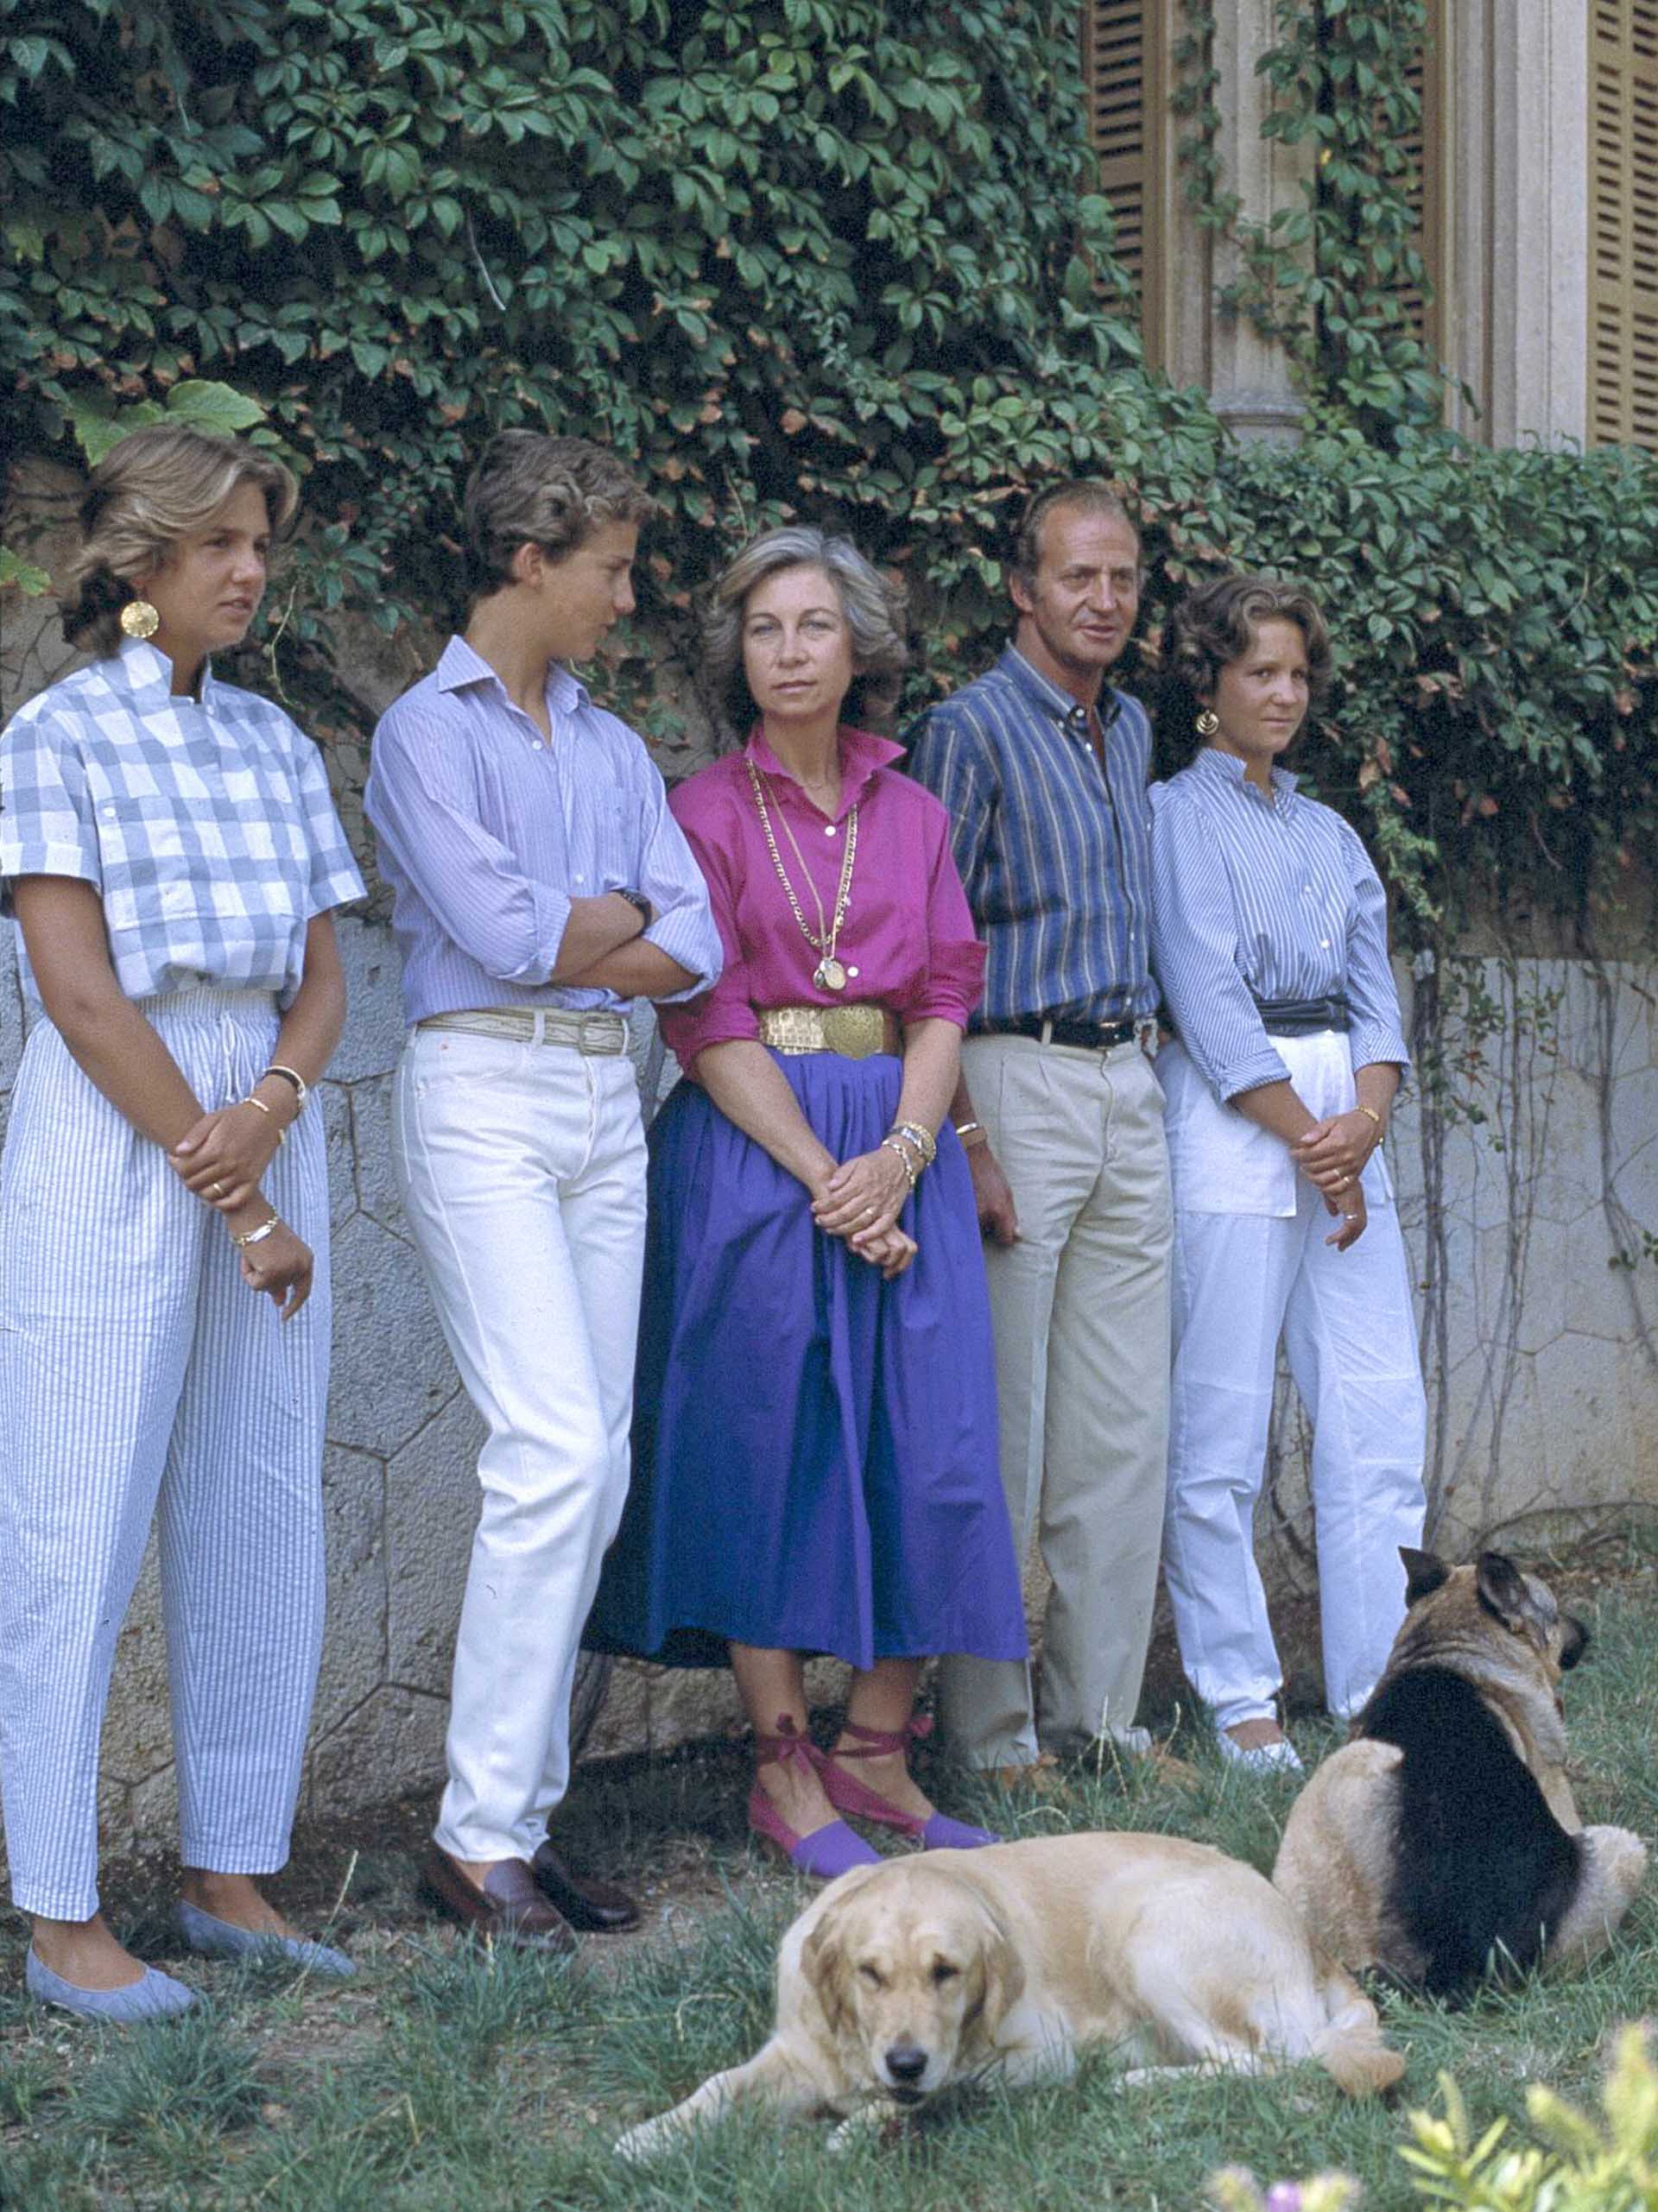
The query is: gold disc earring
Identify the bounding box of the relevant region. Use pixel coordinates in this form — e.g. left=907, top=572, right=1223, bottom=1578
left=119, top=597, right=161, bottom=641
left=1194, top=709, right=1220, bottom=738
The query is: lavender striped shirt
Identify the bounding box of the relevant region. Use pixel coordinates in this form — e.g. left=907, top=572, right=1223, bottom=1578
left=1148, top=748, right=1409, bottom=1103
left=364, top=637, right=721, bottom=1023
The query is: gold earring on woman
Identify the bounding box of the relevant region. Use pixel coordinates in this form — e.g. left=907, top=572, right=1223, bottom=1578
left=1195, top=708, right=1220, bottom=738
left=119, top=598, right=161, bottom=641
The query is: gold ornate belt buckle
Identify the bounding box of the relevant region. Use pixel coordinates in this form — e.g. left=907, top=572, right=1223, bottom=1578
left=821, top=1003, right=883, bottom=1058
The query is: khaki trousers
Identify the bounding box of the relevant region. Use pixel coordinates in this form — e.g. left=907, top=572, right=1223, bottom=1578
left=936, top=1033, right=1172, bottom=1769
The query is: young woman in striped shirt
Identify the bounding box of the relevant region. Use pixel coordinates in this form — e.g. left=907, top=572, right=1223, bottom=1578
left=1148, top=574, right=1427, bottom=1774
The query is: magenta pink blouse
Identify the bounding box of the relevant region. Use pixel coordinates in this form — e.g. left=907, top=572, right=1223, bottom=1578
left=660, top=726, right=988, bottom=1070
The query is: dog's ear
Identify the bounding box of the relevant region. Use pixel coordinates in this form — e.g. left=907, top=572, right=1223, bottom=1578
left=801, top=1902, right=852, bottom=2041
left=1475, top=1550, right=1532, bottom=1632
left=1400, top=1547, right=1450, bottom=1606
left=1559, top=1612, right=1590, bottom=1671
left=959, top=1893, right=1025, bottom=2055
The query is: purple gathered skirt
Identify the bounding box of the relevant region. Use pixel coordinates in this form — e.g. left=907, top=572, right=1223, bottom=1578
left=586, top=1049, right=1029, bottom=1672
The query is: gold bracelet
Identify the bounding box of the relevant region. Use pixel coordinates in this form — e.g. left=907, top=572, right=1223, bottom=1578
left=953, top=1119, right=990, bottom=1151
left=239, top=1093, right=287, bottom=1144
left=880, top=1137, right=918, bottom=1191
left=889, top=1119, right=938, bottom=1168
left=231, top=1212, right=282, bottom=1249
left=1356, top=1105, right=1384, bottom=1133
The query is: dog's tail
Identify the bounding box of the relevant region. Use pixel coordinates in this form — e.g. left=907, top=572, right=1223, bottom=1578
left=1309, top=2000, right=1405, bottom=2098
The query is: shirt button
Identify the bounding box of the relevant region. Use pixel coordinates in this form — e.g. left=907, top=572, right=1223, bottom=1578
left=532, top=741, right=545, bottom=751
left=824, top=824, right=837, bottom=837
left=575, top=874, right=585, bottom=884
left=1319, top=939, right=1330, bottom=949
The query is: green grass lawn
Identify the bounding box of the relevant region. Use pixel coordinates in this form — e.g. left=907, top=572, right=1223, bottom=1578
left=3, top=1539, right=1654, bottom=2211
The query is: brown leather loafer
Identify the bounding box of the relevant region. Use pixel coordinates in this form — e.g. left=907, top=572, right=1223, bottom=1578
left=421, top=1845, right=575, bottom=1953
left=531, top=1841, right=640, bottom=1934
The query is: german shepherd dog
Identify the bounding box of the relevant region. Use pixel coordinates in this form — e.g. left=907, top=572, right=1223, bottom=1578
left=1274, top=1549, right=1647, bottom=2000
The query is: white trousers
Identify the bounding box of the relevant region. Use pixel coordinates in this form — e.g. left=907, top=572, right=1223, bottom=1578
left=1162, top=1176, right=1427, bottom=1733
left=0, top=991, right=331, bottom=1920
left=391, top=1024, right=646, bottom=1865
left=936, top=1035, right=1172, bottom=1767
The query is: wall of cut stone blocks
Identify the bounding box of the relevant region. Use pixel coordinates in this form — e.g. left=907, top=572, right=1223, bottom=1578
left=0, top=917, right=1653, bottom=1871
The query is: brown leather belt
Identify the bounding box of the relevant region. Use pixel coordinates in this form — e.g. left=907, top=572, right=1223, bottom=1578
left=756, top=1004, right=902, bottom=1059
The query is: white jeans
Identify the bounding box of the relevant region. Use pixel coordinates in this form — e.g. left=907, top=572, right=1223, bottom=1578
left=391, top=1025, right=647, bottom=1864
left=1160, top=1040, right=1427, bottom=1733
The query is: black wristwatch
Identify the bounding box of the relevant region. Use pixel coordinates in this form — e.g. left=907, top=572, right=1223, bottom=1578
left=617, top=888, right=654, bottom=930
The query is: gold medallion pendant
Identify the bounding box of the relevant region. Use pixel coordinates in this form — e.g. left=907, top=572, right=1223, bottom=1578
left=813, top=957, right=848, bottom=992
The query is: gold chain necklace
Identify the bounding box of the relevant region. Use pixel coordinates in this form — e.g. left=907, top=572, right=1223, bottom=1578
left=744, top=756, right=858, bottom=992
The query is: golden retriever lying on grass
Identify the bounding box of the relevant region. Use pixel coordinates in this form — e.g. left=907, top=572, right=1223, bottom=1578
left=616, top=1832, right=1402, bottom=2158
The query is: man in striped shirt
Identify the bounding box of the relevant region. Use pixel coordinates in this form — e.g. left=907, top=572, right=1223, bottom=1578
left=904, top=480, right=1172, bottom=1785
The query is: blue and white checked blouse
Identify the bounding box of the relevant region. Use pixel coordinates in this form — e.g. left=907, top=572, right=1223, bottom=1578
left=903, top=646, right=1157, bottom=1027
left=364, top=636, right=722, bottom=1023
left=1148, top=748, right=1409, bottom=1103
left=0, top=640, right=364, bottom=1007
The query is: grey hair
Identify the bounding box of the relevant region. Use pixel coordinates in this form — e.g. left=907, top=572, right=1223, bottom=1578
left=60, top=425, right=298, bottom=658
left=702, top=527, right=908, bottom=735
left=1009, top=478, right=1137, bottom=590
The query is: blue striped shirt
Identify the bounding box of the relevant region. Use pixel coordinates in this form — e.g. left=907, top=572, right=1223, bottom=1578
left=902, top=647, right=1156, bottom=1026
left=365, top=637, right=722, bottom=1024
left=1148, top=749, right=1409, bottom=1102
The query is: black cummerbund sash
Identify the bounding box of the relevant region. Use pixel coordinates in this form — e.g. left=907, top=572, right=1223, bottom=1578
left=1252, top=993, right=1351, bottom=1036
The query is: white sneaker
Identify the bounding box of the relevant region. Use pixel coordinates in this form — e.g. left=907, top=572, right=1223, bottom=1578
left=1217, top=1729, right=1303, bottom=1774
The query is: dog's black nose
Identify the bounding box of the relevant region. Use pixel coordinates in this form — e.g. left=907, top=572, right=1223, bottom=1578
left=885, top=2044, right=928, bottom=2084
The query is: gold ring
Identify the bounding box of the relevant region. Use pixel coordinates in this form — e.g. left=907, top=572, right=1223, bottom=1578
left=210, top=1180, right=225, bottom=1198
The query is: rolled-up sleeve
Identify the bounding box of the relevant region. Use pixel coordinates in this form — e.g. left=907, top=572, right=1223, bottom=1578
left=1342, top=825, right=1409, bottom=1075
left=903, top=705, right=994, bottom=909
left=1149, top=783, right=1288, bottom=1103
left=0, top=706, right=101, bottom=907
left=366, top=707, right=572, bottom=985
left=656, top=811, right=759, bottom=1067
left=901, top=797, right=985, bottom=1027
left=633, top=762, right=723, bottom=1002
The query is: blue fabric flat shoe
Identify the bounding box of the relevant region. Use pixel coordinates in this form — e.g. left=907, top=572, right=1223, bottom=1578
left=26, top=1949, right=196, bottom=2023
left=177, top=1899, right=355, bottom=1977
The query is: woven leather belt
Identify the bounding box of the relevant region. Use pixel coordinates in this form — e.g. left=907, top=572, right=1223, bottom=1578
left=418, top=1008, right=629, bottom=1056
left=757, top=1003, right=902, bottom=1059
left=982, top=1014, right=1155, bottom=1052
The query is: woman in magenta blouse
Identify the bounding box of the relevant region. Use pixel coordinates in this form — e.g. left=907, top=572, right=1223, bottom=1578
left=588, top=528, right=1026, bottom=1877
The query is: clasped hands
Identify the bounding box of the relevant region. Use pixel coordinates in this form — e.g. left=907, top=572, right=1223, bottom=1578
left=169, top=1096, right=314, bottom=1317
left=1293, top=1106, right=1380, bottom=1252
left=812, top=1145, right=918, bottom=1280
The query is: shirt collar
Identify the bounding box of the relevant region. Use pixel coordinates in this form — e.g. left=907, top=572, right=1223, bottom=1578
left=113, top=637, right=222, bottom=710
left=744, top=724, right=902, bottom=821
left=997, top=645, right=1125, bottom=738
left=435, top=635, right=589, bottom=716
left=1187, top=744, right=1300, bottom=801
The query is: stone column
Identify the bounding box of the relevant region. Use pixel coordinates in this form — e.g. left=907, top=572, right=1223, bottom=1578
left=1488, top=0, right=1591, bottom=445
left=1158, top=0, right=1310, bottom=445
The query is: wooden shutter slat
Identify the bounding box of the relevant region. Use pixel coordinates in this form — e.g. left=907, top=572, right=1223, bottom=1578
left=1590, top=0, right=1658, bottom=449
left=1079, top=0, right=1161, bottom=351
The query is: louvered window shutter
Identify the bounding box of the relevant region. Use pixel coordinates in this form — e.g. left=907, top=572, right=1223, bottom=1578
left=1393, top=3, right=1442, bottom=357
left=1591, top=1, right=1658, bottom=448
left=1081, top=0, right=1162, bottom=357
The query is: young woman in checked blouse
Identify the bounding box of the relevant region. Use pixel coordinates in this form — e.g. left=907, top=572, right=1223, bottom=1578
left=0, top=427, right=364, bottom=2018
left=1148, top=575, right=1427, bottom=1775
left=589, top=528, right=1026, bottom=1877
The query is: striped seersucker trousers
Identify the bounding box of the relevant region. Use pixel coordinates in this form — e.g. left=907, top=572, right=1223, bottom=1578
left=0, top=989, right=331, bottom=1919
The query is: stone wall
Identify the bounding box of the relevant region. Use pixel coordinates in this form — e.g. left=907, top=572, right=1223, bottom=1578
left=0, top=913, right=1653, bottom=1863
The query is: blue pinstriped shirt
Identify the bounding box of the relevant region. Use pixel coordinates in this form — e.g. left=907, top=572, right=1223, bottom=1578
left=1148, top=749, right=1409, bottom=1103
left=365, top=637, right=721, bottom=1024
left=902, top=647, right=1157, bottom=1027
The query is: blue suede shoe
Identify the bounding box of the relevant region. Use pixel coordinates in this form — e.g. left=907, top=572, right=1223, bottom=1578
left=26, top=1949, right=196, bottom=2023
left=177, top=1899, right=356, bottom=1978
